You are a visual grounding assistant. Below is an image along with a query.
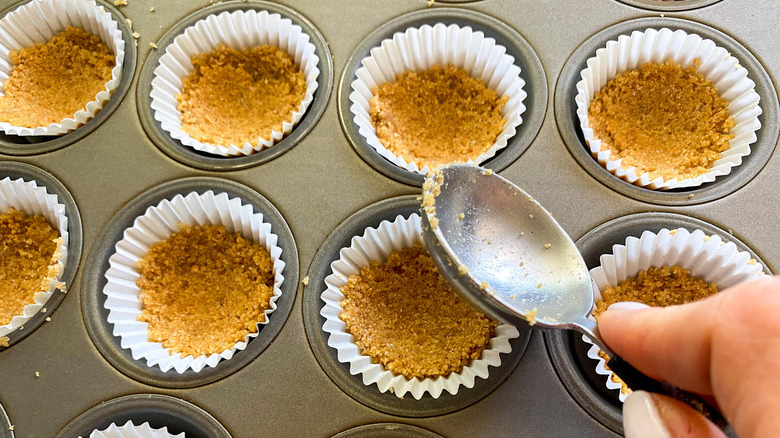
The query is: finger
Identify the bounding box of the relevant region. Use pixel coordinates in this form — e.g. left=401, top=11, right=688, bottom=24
left=623, top=391, right=726, bottom=438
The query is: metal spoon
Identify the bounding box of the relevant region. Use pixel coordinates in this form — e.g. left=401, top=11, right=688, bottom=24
left=420, top=164, right=726, bottom=427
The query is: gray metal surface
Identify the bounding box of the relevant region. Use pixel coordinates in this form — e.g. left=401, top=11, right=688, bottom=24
left=0, top=161, right=83, bottom=348
left=0, top=0, right=776, bottom=437
left=555, top=17, right=779, bottom=206
left=302, top=195, right=532, bottom=417
left=0, top=0, right=137, bottom=156
left=80, top=177, right=299, bottom=388
left=54, top=394, right=231, bottom=438
left=136, top=1, right=334, bottom=171
left=337, top=8, right=547, bottom=187
left=615, top=0, right=723, bottom=11
left=545, top=211, right=772, bottom=435
left=332, top=423, right=443, bottom=438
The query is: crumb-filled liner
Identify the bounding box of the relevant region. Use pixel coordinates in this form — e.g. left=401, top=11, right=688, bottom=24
left=102, top=191, right=285, bottom=373
left=575, top=28, right=762, bottom=190
left=320, top=213, right=520, bottom=400
left=0, top=177, right=68, bottom=337
left=150, top=9, right=320, bottom=157
left=348, top=23, right=527, bottom=175
left=83, top=420, right=184, bottom=438
left=584, top=228, right=765, bottom=401
left=0, top=0, right=125, bottom=136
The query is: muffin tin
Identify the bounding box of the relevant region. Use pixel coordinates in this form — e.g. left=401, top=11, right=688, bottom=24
left=0, top=0, right=778, bottom=436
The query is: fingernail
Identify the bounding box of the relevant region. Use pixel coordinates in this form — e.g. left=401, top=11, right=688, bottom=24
left=624, top=391, right=671, bottom=438
left=608, top=301, right=651, bottom=312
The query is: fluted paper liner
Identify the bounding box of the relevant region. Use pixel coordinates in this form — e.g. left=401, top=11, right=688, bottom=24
left=583, top=228, right=765, bottom=401
left=0, top=177, right=68, bottom=337
left=103, top=191, right=285, bottom=373
left=349, top=23, right=527, bottom=175
left=320, top=213, right=519, bottom=399
left=0, top=0, right=125, bottom=136
left=150, top=9, right=320, bottom=157
left=575, top=28, right=762, bottom=189
left=83, top=421, right=184, bottom=438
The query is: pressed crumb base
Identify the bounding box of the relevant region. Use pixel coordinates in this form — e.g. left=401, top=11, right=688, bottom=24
left=339, top=244, right=497, bottom=380
left=588, top=60, right=735, bottom=181
left=177, top=45, right=307, bottom=148
left=593, top=265, right=718, bottom=395
left=0, top=209, right=62, bottom=325
left=137, top=224, right=275, bottom=357
left=369, top=65, right=508, bottom=169
left=0, top=26, right=115, bottom=129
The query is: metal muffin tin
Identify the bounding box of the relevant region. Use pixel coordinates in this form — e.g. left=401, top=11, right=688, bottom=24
left=0, top=400, right=12, bottom=438
left=54, top=394, right=231, bottom=438
left=615, top=0, right=724, bottom=12
left=0, top=0, right=778, bottom=436
left=0, top=161, right=83, bottom=348
left=302, top=195, right=532, bottom=417
left=545, top=211, right=773, bottom=435
left=0, top=0, right=137, bottom=157
left=332, top=423, right=443, bottom=438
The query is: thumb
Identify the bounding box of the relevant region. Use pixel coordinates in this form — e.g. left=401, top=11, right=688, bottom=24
left=624, top=391, right=726, bottom=438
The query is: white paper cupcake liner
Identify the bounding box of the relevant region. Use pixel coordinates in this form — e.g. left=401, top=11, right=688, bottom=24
left=0, top=0, right=125, bottom=136
left=320, top=213, right=520, bottom=399
left=575, top=28, right=762, bottom=190
left=83, top=420, right=184, bottom=438
left=349, top=23, right=527, bottom=175
left=150, top=9, right=320, bottom=157
left=583, top=228, right=766, bottom=401
left=0, top=177, right=68, bottom=337
left=102, top=190, right=285, bottom=373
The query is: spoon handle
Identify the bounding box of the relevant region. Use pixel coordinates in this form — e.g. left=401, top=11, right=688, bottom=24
left=606, top=355, right=727, bottom=428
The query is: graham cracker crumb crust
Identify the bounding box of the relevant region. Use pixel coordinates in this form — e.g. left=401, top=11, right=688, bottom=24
left=0, top=209, right=62, bottom=325
left=588, top=59, right=735, bottom=181
left=370, top=65, right=508, bottom=169
left=177, top=45, right=307, bottom=148
left=338, top=244, right=497, bottom=380
left=593, top=265, right=718, bottom=395
left=0, top=27, right=115, bottom=129
left=137, top=224, right=275, bottom=357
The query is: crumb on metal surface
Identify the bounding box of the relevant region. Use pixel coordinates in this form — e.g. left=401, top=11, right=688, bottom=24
left=543, top=243, right=551, bottom=249
left=0, top=337, right=8, bottom=347
left=150, top=42, right=157, bottom=49
left=132, top=31, right=140, bottom=39
left=302, top=276, right=309, bottom=285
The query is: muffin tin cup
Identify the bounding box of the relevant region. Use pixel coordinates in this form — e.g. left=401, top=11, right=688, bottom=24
left=338, top=8, right=547, bottom=186
left=331, top=423, right=443, bottom=438
left=320, top=213, right=520, bottom=400
left=348, top=22, right=527, bottom=175
left=54, top=394, right=231, bottom=438
left=303, top=195, right=532, bottom=417
left=103, top=190, right=286, bottom=374
left=150, top=9, right=320, bottom=157
left=137, top=1, right=333, bottom=171
left=0, top=0, right=125, bottom=136
left=0, top=400, right=12, bottom=438
left=0, top=161, right=82, bottom=349
left=544, top=211, right=772, bottom=434
left=0, top=0, right=136, bottom=156
left=584, top=227, right=766, bottom=402
left=614, top=0, right=724, bottom=12
left=0, top=175, right=68, bottom=337
left=576, top=27, right=761, bottom=190
left=84, top=421, right=183, bottom=438
left=81, top=177, right=298, bottom=388
left=555, top=17, right=779, bottom=205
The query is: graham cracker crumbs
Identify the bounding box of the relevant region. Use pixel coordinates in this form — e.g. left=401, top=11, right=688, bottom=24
left=114, top=0, right=127, bottom=5
left=339, top=244, right=497, bottom=379
left=35, top=371, right=40, bottom=378
left=526, top=307, right=538, bottom=326
left=510, top=294, right=517, bottom=300
left=370, top=65, right=507, bottom=169
left=137, top=224, right=275, bottom=357
left=8, top=425, right=13, bottom=431
left=428, top=0, right=434, bottom=6
left=0, top=27, right=114, bottom=128
left=149, top=6, right=155, bottom=12
left=480, top=281, right=489, bottom=290
left=457, top=213, right=465, bottom=221
left=41, top=307, right=47, bottom=313
left=1, top=209, right=61, bottom=326
left=748, top=258, right=757, bottom=265
left=482, top=169, right=493, bottom=175
left=588, top=59, right=734, bottom=181
left=177, top=44, right=306, bottom=147
left=0, top=337, right=8, bottom=347
left=55, top=281, right=66, bottom=292
left=132, top=32, right=140, bottom=39
left=593, top=266, right=717, bottom=318
left=543, top=243, right=551, bottom=249
left=537, top=283, right=542, bottom=289
left=149, top=42, right=157, bottom=49
left=125, top=18, right=132, bottom=27
left=302, top=276, right=309, bottom=285
left=458, top=265, right=469, bottom=275
left=45, top=317, right=51, bottom=322
left=669, top=229, right=678, bottom=235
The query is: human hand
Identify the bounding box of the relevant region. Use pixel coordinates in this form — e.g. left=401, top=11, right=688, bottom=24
left=598, top=276, right=780, bottom=438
